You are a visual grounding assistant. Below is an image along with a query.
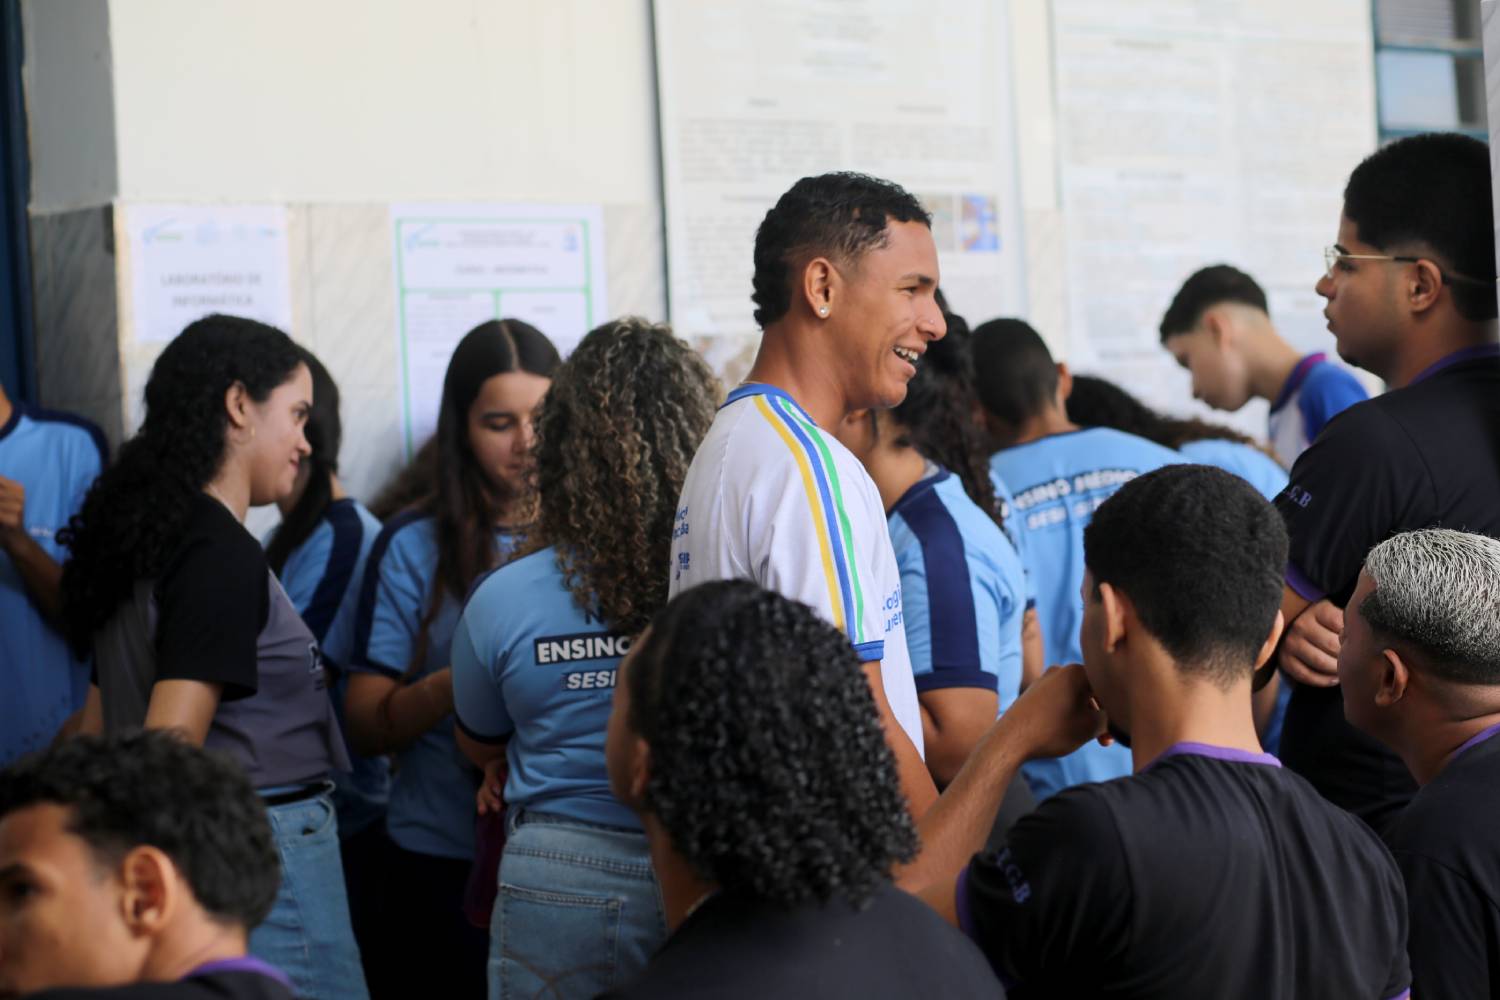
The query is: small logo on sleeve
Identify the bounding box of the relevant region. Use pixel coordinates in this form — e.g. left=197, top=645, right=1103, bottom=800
left=1286, top=485, right=1313, bottom=508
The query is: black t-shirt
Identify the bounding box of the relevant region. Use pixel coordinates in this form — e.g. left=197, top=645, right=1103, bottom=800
left=1275, top=346, right=1500, bottom=831
left=599, top=883, right=1002, bottom=999
left=1384, top=723, right=1500, bottom=1000
left=32, top=965, right=293, bottom=1000
left=961, top=745, right=1410, bottom=999
left=94, top=494, right=349, bottom=787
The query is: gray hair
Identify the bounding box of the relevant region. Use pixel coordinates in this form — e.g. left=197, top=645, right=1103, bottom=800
left=1361, top=528, right=1500, bottom=684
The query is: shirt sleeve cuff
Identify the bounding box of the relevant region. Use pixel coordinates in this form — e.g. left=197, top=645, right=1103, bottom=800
left=852, top=640, right=884, bottom=662
left=1285, top=562, right=1326, bottom=602
left=456, top=714, right=510, bottom=746
left=915, top=670, right=999, bottom=694
left=955, top=864, right=978, bottom=940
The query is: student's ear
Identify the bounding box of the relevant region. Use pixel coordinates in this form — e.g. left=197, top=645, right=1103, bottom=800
left=1407, top=259, right=1444, bottom=315
left=1374, top=647, right=1410, bottom=708
left=1098, top=581, right=1128, bottom=653
left=1056, top=362, right=1073, bottom=404
left=118, top=845, right=176, bottom=938
left=801, top=257, right=838, bottom=320
left=1203, top=309, right=1232, bottom=349
left=1252, top=611, right=1286, bottom=673
left=223, top=380, right=252, bottom=433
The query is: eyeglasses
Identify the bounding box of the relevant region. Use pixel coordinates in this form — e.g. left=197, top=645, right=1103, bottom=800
left=1323, top=246, right=1499, bottom=286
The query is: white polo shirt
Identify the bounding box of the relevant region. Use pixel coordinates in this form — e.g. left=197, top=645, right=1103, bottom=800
left=668, top=383, right=923, bottom=758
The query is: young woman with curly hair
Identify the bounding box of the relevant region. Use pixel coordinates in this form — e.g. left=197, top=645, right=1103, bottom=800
left=599, top=580, right=999, bottom=998
left=450, top=316, right=718, bottom=1000
left=58, top=314, right=368, bottom=1000
left=344, top=318, right=558, bottom=999
left=834, top=307, right=1037, bottom=790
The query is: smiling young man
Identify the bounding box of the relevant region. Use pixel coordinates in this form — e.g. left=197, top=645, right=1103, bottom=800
left=669, top=171, right=946, bottom=816
left=0, top=731, right=289, bottom=999
left=1270, top=132, right=1500, bottom=832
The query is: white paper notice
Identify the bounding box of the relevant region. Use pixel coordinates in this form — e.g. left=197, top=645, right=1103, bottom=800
left=391, top=203, right=608, bottom=454
left=654, top=0, right=1026, bottom=380
left=1052, top=0, right=1378, bottom=433
left=125, top=205, right=292, bottom=343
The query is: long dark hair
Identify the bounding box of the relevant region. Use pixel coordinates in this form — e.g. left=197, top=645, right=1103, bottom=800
left=265, top=346, right=340, bottom=576
left=1067, top=375, right=1270, bottom=454
left=887, top=305, right=1003, bottom=526
left=368, top=436, right=435, bottom=521
left=411, top=319, right=559, bottom=668
left=60, top=315, right=303, bottom=650
left=520, top=318, right=718, bottom=634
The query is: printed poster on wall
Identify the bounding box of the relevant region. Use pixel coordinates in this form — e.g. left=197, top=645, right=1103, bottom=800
left=390, top=203, right=608, bottom=455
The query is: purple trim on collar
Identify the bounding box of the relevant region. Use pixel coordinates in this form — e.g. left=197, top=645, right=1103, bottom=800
left=185, top=956, right=293, bottom=989
left=1269, top=353, right=1326, bottom=414
left=1285, top=562, right=1325, bottom=603
left=890, top=468, right=953, bottom=518
left=1145, top=741, right=1281, bottom=771
left=1385, top=990, right=1411, bottom=1000
left=1409, top=343, right=1500, bottom=386
left=1452, top=721, right=1500, bottom=761
left=955, top=865, right=978, bottom=940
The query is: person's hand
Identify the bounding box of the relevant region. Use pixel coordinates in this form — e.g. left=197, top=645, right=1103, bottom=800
left=476, top=756, right=508, bottom=816
left=0, top=475, right=25, bottom=548
left=1278, top=600, right=1343, bottom=688
left=1002, top=663, right=1108, bottom=761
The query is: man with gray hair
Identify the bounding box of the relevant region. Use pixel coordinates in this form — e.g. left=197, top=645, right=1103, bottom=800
left=1339, top=526, right=1500, bottom=1000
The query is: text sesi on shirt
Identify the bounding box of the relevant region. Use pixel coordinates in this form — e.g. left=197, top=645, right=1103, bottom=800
left=668, top=384, right=923, bottom=758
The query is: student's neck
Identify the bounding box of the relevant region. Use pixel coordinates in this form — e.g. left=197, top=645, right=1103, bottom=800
left=1124, top=661, right=1263, bottom=771
left=1385, top=319, right=1499, bottom=389
left=746, top=326, right=849, bottom=431
left=1401, top=708, right=1500, bottom=785
left=203, top=468, right=250, bottom=522
left=140, top=921, right=249, bottom=983
left=1009, top=407, right=1077, bottom=446
left=870, top=446, right=930, bottom=513
left=1245, top=331, right=1305, bottom=404
left=0, top=385, right=11, bottom=428
left=646, top=817, right=719, bottom=934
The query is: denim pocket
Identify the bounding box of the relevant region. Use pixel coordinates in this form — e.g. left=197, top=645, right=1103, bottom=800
left=496, top=883, right=620, bottom=1000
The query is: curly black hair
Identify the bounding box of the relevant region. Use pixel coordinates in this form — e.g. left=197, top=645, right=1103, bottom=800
left=890, top=303, right=1003, bottom=525
left=0, top=730, right=280, bottom=927
left=751, top=172, right=932, bottom=328
left=627, top=581, right=918, bottom=907
left=520, top=317, right=719, bottom=634
left=59, top=315, right=302, bottom=651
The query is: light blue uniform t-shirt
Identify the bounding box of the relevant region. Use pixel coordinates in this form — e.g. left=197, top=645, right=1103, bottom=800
left=990, top=427, right=1181, bottom=799
left=1, top=405, right=106, bottom=765
left=887, top=470, right=1026, bottom=713
left=451, top=545, right=639, bottom=830
left=266, top=498, right=389, bottom=837
left=350, top=512, right=519, bottom=859
left=1178, top=439, right=1288, bottom=501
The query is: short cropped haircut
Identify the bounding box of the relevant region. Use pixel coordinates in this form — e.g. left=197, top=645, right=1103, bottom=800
left=0, top=731, right=279, bottom=928
left=626, top=581, right=917, bottom=908
left=971, top=318, right=1058, bottom=426
left=1084, top=465, right=1288, bottom=686
left=1343, top=132, right=1498, bottom=321
left=751, top=172, right=931, bottom=328
left=1159, top=265, right=1269, bottom=341
left=1360, top=528, right=1500, bottom=685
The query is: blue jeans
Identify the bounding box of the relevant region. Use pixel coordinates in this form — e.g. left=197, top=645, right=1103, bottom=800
left=491, top=809, right=666, bottom=1000
left=249, top=789, right=371, bottom=1000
